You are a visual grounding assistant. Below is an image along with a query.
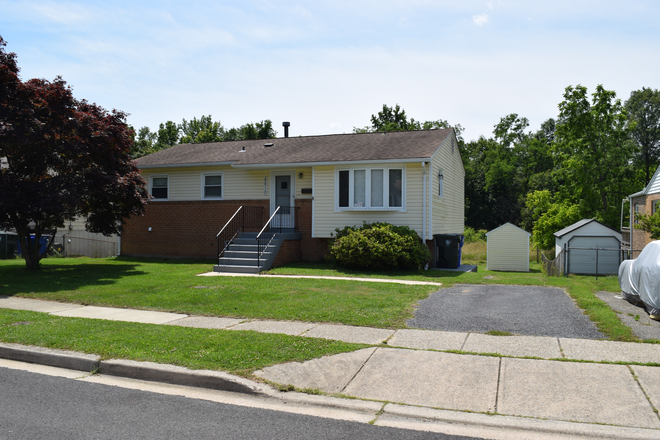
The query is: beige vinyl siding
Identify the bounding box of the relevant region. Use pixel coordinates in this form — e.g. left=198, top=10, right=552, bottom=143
left=486, top=223, right=530, bottom=272
left=141, top=166, right=313, bottom=201
left=431, top=135, right=465, bottom=236
left=313, top=163, right=424, bottom=238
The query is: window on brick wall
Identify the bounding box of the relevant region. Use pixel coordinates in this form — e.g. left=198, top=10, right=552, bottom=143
left=202, top=173, right=223, bottom=199
left=150, top=175, right=168, bottom=200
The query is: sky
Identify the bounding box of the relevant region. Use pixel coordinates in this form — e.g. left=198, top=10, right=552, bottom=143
left=1, top=0, right=659, bottom=142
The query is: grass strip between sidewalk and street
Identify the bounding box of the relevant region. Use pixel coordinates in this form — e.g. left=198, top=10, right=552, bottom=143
left=0, top=309, right=366, bottom=376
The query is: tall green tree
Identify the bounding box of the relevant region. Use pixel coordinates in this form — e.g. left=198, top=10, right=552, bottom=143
left=354, top=104, right=464, bottom=144
left=157, top=121, right=180, bottom=148
left=552, top=84, right=636, bottom=228
left=180, top=115, right=223, bottom=144
left=0, top=37, right=148, bottom=270
left=625, top=87, right=660, bottom=184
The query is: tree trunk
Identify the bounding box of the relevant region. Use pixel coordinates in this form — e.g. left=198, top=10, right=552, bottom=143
left=17, top=229, right=41, bottom=270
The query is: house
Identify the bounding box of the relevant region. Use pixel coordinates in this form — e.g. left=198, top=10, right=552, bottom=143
left=554, top=219, right=622, bottom=275
left=121, top=128, right=465, bottom=270
left=486, top=223, right=530, bottom=272
left=628, top=165, right=660, bottom=251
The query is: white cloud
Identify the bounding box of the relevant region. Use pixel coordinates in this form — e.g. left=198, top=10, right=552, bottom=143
left=472, top=13, right=489, bottom=26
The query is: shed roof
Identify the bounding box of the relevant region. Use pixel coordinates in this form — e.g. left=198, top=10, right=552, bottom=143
left=135, top=129, right=454, bottom=169
left=486, top=222, right=531, bottom=237
left=553, top=219, right=620, bottom=238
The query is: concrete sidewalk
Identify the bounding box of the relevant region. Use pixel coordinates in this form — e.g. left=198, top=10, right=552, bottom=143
left=1, top=295, right=660, bottom=439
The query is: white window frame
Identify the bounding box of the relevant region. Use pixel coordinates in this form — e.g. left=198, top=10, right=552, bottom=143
left=150, top=175, right=169, bottom=201
left=438, top=170, right=444, bottom=199
left=201, top=172, right=223, bottom=200
left=335, top=166, right=406, bottom=211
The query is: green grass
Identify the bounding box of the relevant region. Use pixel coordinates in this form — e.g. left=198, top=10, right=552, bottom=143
left=0, top=255, right=640, bottom=343
left=0, top=308, right=365, bottom=376
left=0, top=257, right=433, bottom=329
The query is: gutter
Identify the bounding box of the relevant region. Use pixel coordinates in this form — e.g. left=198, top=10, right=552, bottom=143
left=232, top=157, right=434, bottom=169
left=422, top=162, right=427, bottom=241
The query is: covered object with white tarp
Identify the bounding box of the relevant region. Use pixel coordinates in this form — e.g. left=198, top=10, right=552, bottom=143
left=618, top=241, right=660, bottom=320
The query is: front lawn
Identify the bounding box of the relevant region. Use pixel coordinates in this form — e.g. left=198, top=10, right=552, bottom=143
left=0, top=257, right=433, bottom=329
left=0, top=256, right=636, bottom=341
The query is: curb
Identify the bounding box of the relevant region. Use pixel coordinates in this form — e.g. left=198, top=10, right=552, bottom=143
left=2, top=342, right=658, bottom=439
left=0, top=342, right=100, bottom=372
left=99, top=359, right=270, bottom=394
left=0, top=342, right=269, bottom=395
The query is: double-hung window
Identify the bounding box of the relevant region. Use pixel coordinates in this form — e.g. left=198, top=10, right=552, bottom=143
left=337, top=167, right=404, bottom=210
left=150, top=176, right=168, bottom=200
left=202, top=174, right=223, bottom=199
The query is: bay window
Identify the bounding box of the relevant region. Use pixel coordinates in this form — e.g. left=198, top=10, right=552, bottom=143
left=336, top=167, right=404, bottom=210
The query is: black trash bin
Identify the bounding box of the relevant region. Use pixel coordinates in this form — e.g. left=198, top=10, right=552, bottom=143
left=434, top=234, right=464, bottom=269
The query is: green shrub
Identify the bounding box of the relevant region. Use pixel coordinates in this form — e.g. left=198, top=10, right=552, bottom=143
left=464, top=226, right=487, bottom=243
left=330, top=222, right=431, bottom=271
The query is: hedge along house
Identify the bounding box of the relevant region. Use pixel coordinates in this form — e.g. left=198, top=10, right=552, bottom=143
left=121, top=128, right=465, bottom=272
left=486, top=223, right=531, bottom=272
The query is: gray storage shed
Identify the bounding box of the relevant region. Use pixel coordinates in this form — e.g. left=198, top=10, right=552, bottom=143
left=554, top=219, right=622, bottom=275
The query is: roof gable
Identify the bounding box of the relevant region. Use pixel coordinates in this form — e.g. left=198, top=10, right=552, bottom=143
left=553, top=218, right=620, bottom=238
left=135, top=129, right=454, bottom=168
left=486, top=222, right=531, bottom=237
left=630, top=164, right=660, bottom=197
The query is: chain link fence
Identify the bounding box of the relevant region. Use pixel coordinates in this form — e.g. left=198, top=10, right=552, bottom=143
left=542, top=247, right=643, bottom=278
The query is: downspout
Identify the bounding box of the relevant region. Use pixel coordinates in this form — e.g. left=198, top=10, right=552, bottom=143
left=422, top=162, right=427, bottom=241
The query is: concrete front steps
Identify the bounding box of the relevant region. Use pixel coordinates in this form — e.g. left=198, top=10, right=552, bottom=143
left=213, top=232, right=300, bottom=274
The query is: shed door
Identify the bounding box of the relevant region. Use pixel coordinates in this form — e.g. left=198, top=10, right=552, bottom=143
left=567, top=236, right=621, bottom=275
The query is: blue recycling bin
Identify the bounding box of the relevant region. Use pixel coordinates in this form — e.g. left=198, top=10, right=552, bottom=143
left=16, top=235, right=51, bottom=256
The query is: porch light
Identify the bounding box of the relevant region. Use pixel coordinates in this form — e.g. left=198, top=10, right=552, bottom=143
left=298, top=172, right=303, bottom=179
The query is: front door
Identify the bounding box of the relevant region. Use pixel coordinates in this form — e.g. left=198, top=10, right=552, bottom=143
left=272, top=173, right=294, bottom=230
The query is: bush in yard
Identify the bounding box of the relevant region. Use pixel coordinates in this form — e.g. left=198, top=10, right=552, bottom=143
left=463, top=226, right=487, bottom=243
left=331, top=222, right=431, bottom=271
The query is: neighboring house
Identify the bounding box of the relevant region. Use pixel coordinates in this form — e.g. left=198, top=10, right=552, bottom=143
left=486, top=223, right=530, bottom=272
left=121, top=129, right=465, bottom=267
left=554, top=219, right=622, bottom=276
left=628, top=165, right=660, bottom=251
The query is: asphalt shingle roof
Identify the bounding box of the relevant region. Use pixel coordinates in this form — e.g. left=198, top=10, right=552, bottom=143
left=135, top=129, right=454, bottom=168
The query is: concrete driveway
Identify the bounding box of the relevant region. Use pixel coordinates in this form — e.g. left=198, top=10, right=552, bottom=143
left=407, top=284, right=605, bottom=339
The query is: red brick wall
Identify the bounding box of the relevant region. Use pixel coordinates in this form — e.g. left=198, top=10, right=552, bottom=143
left=121, top=199, right=325, bottom=260
left=121, top=200, right=270, bottom=258
left=272, top=240, right=301, bottom=267
left=296, top=198, right=331, bottom=261
left=631, top=194, right=660, bottom=251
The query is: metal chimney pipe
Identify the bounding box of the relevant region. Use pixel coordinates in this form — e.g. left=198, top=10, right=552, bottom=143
left=282, top=121, right=290, bottom=138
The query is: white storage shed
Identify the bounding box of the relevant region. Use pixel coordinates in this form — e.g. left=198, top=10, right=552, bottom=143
left=486, top=223, right=531, bottom=272
left=554, top=219, right=622, bottom=275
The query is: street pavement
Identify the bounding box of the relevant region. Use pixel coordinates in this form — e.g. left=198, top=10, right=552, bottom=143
left=1, top=289, right=660, bottom=439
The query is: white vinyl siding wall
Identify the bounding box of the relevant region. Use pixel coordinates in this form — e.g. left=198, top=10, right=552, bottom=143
left=313, top=163, right=424, bottom=238
left=140, top=166, right=313, bottom=201
left=486, top=223, right=530, bottom=272
left=431, top=135, right=465, bottom=235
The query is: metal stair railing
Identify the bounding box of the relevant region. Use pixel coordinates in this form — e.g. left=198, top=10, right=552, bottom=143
left=255, top=205, right=301, bottom=268
left=256, top=207, right=280, bottom=268
left=216, top=206, right=264, bottom=265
